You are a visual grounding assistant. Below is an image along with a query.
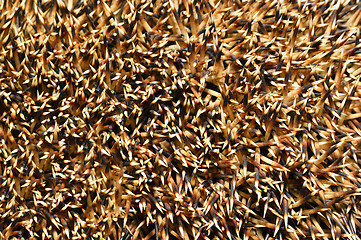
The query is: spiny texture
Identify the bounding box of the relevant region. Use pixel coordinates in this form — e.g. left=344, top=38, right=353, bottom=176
left=1, top=0, right=361, bottom=239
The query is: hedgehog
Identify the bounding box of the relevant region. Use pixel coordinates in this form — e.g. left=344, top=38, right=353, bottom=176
left=0, top=0, right=361, bottom=239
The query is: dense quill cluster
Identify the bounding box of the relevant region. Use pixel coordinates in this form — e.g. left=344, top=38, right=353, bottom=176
left=1, top=0, right=361, bottom=239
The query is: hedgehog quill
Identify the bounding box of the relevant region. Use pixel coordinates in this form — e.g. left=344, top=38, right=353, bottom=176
left=1, top=0, right=361, bottom=239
